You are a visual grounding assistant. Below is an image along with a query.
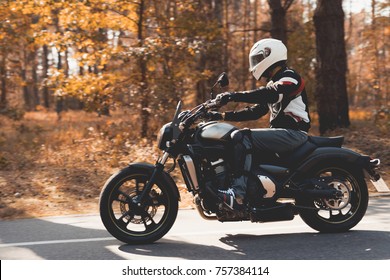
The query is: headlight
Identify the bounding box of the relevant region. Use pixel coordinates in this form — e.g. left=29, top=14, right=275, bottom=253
left=157, top=122, right=173, bottom=150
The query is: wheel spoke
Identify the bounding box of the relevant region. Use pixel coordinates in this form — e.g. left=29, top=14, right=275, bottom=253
left=136, top=178, right=144, bottom=195
left=118, top=210, right=132, bottom=222
left=114, top=197, right=128, bottom=203
left=141, top=211, right=156, bottom=231
left=326, top=208, right=352, bottom=222
left=147, top=194, right=167, bottom=207
left=117, top=190, right=132, bottom=202
left=156, top=193, right=168, bottom=206
left=115, top=211, right=134, bottom=230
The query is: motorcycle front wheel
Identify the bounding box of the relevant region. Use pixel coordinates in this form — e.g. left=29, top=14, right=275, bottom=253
left=99, top=166, right=178, bottom=244
left=297, top=163, right=368, bottom=233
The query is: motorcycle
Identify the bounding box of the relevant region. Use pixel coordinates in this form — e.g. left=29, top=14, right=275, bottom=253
left=99, top=73, right=382, bottom=244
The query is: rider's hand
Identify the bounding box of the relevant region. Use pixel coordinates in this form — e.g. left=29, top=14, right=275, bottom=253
left=206, top=111, right=223, bottom=121
left=215, top=92, right=236, bottom=106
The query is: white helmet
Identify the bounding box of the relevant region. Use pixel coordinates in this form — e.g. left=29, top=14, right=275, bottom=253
left=249, top=38, right=287, bottom=80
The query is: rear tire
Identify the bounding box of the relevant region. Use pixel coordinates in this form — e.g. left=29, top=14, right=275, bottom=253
left=99, top=166, right=178, bottom=244
left=297, top=163, right=368, bottom=233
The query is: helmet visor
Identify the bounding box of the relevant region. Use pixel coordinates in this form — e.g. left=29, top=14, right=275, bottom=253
left=250, top=53, right=265, bottom=71
left=249, top=47, right=271, bottom=71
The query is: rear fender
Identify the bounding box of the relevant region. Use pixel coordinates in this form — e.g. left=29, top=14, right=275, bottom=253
left=294, top=147, right=366, bottom=176
left=128, top=162, right=181, bottom=201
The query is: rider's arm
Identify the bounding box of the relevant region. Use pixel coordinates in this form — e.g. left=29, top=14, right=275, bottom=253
left=231, top=76, right=302, bottom=104
left=232, top=86, right=279, bottom=104
left=223, top=104, right=268, bottom=122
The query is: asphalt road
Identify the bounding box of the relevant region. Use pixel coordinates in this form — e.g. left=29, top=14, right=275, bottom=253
left=1, top=196, right=389, bottom=260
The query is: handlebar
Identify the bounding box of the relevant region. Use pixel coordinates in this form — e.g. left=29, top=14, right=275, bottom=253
left=179, top=98, right=222, bottom=130
left=204, top=99, right=221, bottom=110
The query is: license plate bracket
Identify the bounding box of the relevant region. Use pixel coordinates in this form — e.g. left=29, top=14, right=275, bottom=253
left=371, top=178, right=390, bottom=192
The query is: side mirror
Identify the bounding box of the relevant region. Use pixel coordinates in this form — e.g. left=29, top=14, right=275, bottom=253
left=217, top=72, right=229, bottom=88
left=211, top=72, right=229, bottom=98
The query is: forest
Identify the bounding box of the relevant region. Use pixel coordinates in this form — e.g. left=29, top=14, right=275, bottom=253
left=0, top=0, right=389, bottom=219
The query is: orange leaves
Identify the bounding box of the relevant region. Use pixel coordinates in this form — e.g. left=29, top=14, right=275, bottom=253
left=50, top=71, right=124, bottom=112
left=0, top=0, right=227, bottom=124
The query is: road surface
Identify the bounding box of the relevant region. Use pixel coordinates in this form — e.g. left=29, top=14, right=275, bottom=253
left=1, top=196, right=390, bottom=260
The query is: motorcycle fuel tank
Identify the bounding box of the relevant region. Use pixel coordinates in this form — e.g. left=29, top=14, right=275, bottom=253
left=199, top=122, right=236, bottom=141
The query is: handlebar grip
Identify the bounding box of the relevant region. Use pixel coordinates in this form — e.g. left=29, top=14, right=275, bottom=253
left=207, top=101, right=218, bottom=109
left=205, top=100, right=220, bottom=109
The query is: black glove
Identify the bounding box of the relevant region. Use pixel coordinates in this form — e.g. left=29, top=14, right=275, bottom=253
left=206, top=111, right=223, bottom=121
left=215, top=92, right=236, bottom=106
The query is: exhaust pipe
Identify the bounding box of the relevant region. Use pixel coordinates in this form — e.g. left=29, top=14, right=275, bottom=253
left=194, top=195, right=218, bottom=220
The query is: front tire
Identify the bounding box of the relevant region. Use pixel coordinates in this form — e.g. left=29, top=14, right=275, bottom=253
left=99, top=166, right=178, bottom=244
left=297, top=163, right=368, bottom=233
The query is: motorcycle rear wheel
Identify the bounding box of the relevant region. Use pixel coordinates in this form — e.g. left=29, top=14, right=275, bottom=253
left=297, top=163, right=368, bottom=233
left=99, top=167, right=178, bottom=244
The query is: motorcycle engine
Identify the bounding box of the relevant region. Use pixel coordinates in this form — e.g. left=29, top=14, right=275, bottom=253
left=200, top=158, right=228, bottom=211
left=204, top=158, right=226, bottom=191
left=208, top=159, right=226, bottom=187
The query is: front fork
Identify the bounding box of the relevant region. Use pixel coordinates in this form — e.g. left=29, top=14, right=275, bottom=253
left=133, top=151, right=170, bottom=204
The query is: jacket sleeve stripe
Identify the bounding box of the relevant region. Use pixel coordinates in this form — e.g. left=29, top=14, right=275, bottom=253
left=289, top=77, right=305, bottom=97
left=279, top=77, right=298, bottom=85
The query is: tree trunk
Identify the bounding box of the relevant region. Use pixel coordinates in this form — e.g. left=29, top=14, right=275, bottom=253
left=42, top=45, right=50, bottom=108
left=22, top=51, right=32, bottom=111
left=223, top=0, right=229, bottom=73
left=371, top=0, right=381, bottom=106
left=138, top=0, right=149, bottom=138
left=241, top=0, right=249, bottom=88
left=0, top=54, right=7, bottom=109
left=195, top=0, right=226, bottom=103
left=56, top=49, right=64, bottom=119
left=32, top=50, right=40, bottom=109
left=314, top=0, right=350, bottom=134
left=267, top=0, right=294, bottom=44
left=21, top=68, right=31, bottom=110
left=252, top=0, right=259, bottom=88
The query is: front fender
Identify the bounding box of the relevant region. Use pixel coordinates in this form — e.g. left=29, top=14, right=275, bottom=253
left=295, top=147, right=367, bottom=175
left=128, top=162, right=181, bottom=201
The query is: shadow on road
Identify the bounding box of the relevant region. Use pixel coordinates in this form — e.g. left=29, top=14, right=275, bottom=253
left=219, top=230, right=390, bottom=259
left=119, top=230, right=390, bottom=260
left=1, top=216, right=390, bottom=260
left=0, top=217, right=121, bottom=260
left=1, top=197, right=390, bottom=260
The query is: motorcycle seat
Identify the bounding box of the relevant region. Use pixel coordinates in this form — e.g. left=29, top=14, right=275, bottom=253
left=252, top=136, right=344, bottom=168
left=308, top=136, right=344, bottom=147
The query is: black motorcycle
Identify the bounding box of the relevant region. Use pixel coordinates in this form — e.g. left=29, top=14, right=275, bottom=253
left=99, top=73, right=382, bottom=244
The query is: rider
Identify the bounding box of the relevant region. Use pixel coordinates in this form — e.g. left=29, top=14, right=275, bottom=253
left=208, top=38, right=311, bottom=210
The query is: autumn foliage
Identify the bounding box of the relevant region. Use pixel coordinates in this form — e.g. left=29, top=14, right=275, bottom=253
left=1, top=1, right=388, bottom=132
left=0, top=1, right=389, bottom=218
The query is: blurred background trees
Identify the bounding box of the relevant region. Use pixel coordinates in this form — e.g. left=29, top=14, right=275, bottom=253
left=0, top=0, right=389, bottom=135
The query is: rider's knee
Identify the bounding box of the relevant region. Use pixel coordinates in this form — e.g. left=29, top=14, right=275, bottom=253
left=231, top=130, right=244, bottom=143
left=231, top=129, right=252, bottom=149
